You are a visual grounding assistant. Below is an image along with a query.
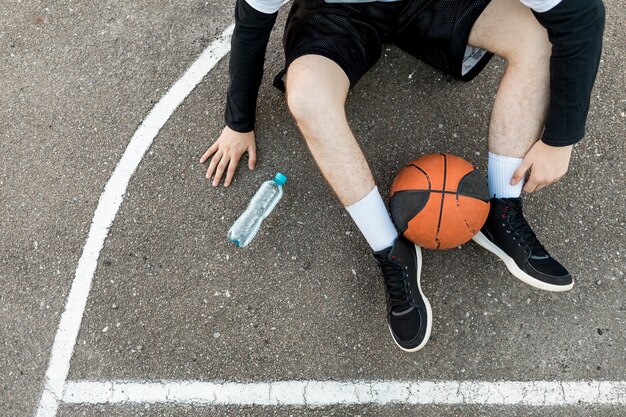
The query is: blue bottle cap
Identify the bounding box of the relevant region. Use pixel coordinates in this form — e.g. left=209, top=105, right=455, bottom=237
left=274, top=172, right=287, bottom=186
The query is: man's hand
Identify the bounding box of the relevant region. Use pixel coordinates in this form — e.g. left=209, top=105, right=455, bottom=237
left=200, top=126, right=257, bottom=187
left=511, top=141, right=573, bottom=193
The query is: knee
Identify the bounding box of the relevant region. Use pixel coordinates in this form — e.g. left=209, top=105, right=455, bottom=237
left=286, top=81, right=319, bottom=126
left=505, top=30, right=551, bottom=71
left=285, top=56, right=349, bottom=128
left=286, top=78, right=346, bottom=128
left=286, top=82, right=349, bottom=136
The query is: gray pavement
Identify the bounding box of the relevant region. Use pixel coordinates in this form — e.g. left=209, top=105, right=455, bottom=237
left=1, top=0, right=625, bottom=416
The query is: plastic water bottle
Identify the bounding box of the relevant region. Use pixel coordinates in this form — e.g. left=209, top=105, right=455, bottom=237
left=228, top=172, right=287, bottom=248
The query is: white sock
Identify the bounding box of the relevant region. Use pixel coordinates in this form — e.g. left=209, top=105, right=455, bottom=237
left=345, top=186, right=398, bottom=252
left=487, top=152, right=524, bottom=198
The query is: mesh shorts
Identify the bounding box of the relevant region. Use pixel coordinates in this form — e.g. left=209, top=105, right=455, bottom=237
left=274, top=0, right=493, bottom=91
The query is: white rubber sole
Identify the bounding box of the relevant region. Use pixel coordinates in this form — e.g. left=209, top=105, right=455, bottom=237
left=472, top=232, right=574, bottom=292
left=389, top=244, right=433, bottom=353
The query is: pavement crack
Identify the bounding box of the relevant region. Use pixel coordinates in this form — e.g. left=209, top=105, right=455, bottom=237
left=268, top=383, right=274, bottom=405
left=559, top=381, right=566, bottom=404
left=47, top=385, right=61, bottom=403
left=303, top=381, right=309, bottom=407
left=457, top=382, right=464, bottom=404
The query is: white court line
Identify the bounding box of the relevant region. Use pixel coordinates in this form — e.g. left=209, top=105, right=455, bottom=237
left=34, top=24, right=235, bottom=417
left=63, top=380, right=626, bottom=406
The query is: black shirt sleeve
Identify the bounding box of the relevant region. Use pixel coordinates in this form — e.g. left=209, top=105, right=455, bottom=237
left=532, top=0, right=606, bottom=147
left=224, top=0, right=278, bottom=133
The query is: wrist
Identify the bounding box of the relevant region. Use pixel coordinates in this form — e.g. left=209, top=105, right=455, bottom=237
left=540, top=135, right=581, bottom=148
left=223, top=125, right=255, bottom=139
left=225, top=120, right=254, bottom=134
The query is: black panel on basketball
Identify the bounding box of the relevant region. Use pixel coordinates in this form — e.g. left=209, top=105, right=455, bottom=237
left=389, top=190, right=430, bottom=233
left=457, top=169, right=490, bottom=201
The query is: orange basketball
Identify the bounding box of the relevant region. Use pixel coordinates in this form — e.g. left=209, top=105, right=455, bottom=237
left=389, top=153, right=490, bottom=250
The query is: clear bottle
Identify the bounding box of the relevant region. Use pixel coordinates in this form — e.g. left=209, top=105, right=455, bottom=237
left=228, top=172, right=287, bottom=248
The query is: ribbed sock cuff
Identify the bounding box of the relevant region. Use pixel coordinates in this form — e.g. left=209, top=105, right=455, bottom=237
left=345, top=186, right=398, bottom=252
left=487, top=152, right=524, bottom=198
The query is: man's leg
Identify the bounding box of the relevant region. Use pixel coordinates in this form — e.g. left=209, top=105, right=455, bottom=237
left=468, top=0, right=573, bottom=291
left=469, top=0, right=550, bottom=160
left=285, top=54, right=432, bottom=351
left=286, top=55, right=376, bottom=207
left=286, top=55, right=398, bottom=251
left=469, top=0, right=550, bottom=198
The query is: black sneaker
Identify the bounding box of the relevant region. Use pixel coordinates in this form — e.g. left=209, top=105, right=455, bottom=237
left=373, top=236, right=432, bottom=352
left=472, top=197, right=573, bottom=291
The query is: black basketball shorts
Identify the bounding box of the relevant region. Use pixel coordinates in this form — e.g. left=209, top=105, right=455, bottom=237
left=274, top=0, right=493, bottom=90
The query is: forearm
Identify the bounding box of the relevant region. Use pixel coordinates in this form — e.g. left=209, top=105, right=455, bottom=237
left=224, top=0, right=278, bottom=133
left=529, top=0, right=606, bottom=146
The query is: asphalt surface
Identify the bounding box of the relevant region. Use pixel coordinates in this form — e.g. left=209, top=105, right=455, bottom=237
left=1, top=0, right=625, bottom=416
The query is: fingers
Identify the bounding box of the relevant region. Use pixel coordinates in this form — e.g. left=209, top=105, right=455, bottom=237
left=511, top=159, right=532, bottom=186
left=200, top=129, right=256, bottom=187
left=523, top=171, right=564, bottom=193
left=199, top=142, right=218, bottom=164
left=205, top=149, right=222, bottom=181
left=224, top=159, right=238, bottom=187
left=523, top=164, right=542, bottom=193
left=207, top=151, right=243, bottom=187
left=523, top=176, right=539, bottom=193
left=212, top=156, right=230, bottom=187
left=248, top=144, right=257, bottom=171
left=516, top=141, right=572, bottom=194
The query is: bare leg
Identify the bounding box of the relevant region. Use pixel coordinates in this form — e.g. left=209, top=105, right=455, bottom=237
left=469, top=0, right=551, bottom=158
left=285, top=55, right=375, bottom=206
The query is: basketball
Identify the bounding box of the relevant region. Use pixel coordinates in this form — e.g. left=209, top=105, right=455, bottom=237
left=389, top=153, right=490, bottom=250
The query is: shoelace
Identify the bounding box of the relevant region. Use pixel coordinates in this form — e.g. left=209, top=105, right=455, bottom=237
left=379, top=259, right=413, bottom=312
left=506, top=204, right=547, bottom=256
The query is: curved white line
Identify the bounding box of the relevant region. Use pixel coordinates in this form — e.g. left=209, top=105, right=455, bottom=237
left=34, top=23, right=235, bottom=417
